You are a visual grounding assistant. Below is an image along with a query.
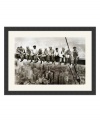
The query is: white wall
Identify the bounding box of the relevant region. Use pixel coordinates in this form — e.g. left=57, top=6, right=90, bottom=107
left=0, top=0, right=99, bottom=122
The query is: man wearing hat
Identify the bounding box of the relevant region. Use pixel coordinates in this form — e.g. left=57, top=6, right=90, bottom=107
left=18, top=46, right=25, bottom=62
left=48, top=47, right=54, bottom=63
left=15, top=47, right=20, bottom=60
left=73, top=47, right=78, bottom=65
left=65, top=49, right=71, bottom=64
left=43, top=48, right=49, bottom=62
left=59, top=47, right=66, bottom=64
left=38, top=48, right=44, bottom=64
left=31, top=45, right=38, bottom=63
left=26, top=46, right=31, bottom=61
left=54, top=48, right=59, bottom=62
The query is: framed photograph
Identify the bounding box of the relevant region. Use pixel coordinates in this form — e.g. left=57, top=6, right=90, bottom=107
left=4, top=27, right=96, bottom=95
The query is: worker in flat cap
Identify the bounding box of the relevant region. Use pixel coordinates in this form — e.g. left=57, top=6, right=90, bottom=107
left=26, top=46, right=31, bottom=61
left=18, top=46, right=25, bottom=62
left=15, top=47, right=21, bottom=60
left=43, top=48, right=49, bottom=62
left=54, top=48, right=59, bottom=62
left=48, top=47, right=54, bottom=63
left=31, top=45, right=38, bottom=63
left=38, top=48, right=44, bottom=64
left=72, top=47, right=79, bottom=65
left=59, top=47, right=66, bottom=64
left=65, top=49, right=71, bottom=65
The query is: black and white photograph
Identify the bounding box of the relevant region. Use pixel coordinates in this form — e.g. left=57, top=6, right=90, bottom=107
left=4, top=27, right=96, bottom=95
left=15, top=37, right=85, bottom=85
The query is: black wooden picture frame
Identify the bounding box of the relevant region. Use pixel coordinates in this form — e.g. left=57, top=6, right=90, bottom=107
left=4, top=27, right=96, bottom=95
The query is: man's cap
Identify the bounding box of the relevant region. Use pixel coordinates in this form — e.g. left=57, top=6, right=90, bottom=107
left=49, top=47, right=52, bottom=49
left=33, top=45, right=36, bottom=47
left=55, top=48, right=58, bottom=50
left=62, top=47, right=65, bottom=49
left=73, top=47, right=76, bottom=49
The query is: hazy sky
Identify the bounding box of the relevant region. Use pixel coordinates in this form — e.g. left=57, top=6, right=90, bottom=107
left=15, top=37, right=85, bottom=58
